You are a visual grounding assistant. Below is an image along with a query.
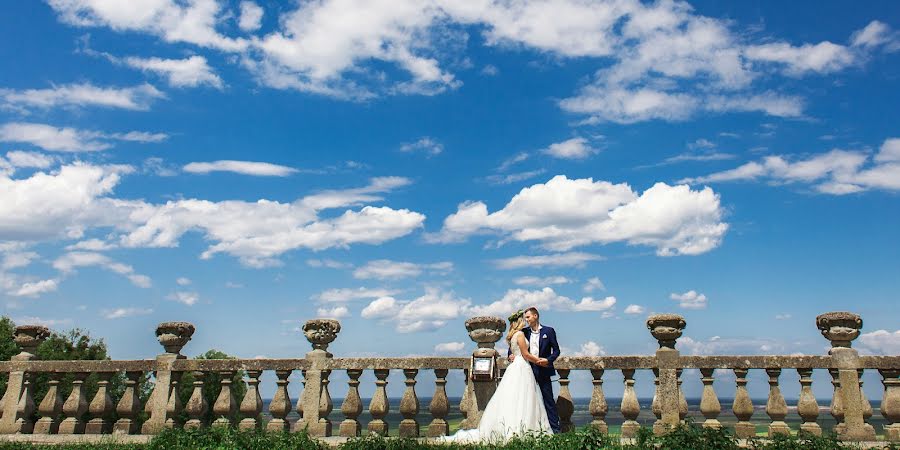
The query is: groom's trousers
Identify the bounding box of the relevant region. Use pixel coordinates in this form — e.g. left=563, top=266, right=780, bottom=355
left=536, top=376, right=560, bottom=433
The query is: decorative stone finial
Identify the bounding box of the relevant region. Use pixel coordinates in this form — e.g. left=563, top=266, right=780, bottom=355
left=155, top=321, right=195, bottom=354
left=464, top=316, right=505, bottom=349
left=14, top=324, right=50, bottom=355
left=646, top=314, right=686, bottom=349
left=816, top=311, right=862, bottom=348
left=302, top=319, right=341, bottom=353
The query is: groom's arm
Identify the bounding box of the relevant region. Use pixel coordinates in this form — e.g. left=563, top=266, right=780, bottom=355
left=547, top=327, right=560, bottom=364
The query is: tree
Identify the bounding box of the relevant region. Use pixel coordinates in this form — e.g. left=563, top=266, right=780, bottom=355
left=177, top=349, right=248, bottom=426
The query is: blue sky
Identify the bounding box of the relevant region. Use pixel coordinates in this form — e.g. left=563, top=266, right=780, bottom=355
left=1, top=1, right=899, bottom=398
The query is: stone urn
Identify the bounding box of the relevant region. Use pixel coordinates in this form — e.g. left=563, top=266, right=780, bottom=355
left=155, top=321, right=195, bottom=354
left=646, top=314, right=686, bottom=349
left=465, top=316, right=505, bottom=356
left=14, top=324, right=50, bottom=355
left=302, top=319, right=341, bottom=354
left=816, top=311, right=862, bottom=348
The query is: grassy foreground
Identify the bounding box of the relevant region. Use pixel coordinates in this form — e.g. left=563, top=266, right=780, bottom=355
left=0, top=424, right=897, bottom=450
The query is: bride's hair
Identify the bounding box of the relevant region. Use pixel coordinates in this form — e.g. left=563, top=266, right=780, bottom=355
left=506, top=314, right=526, bottom=345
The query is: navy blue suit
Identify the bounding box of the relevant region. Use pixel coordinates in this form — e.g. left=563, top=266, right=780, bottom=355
left=509, top=325, right=561, bottom=433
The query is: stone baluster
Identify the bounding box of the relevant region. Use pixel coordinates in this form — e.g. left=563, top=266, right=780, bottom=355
left=0, top=324, right=49, bottom=434
left=816, top=311, right=875, bottom=441
left=34, top=373, right=63, bottom=434
left=296, top=369, right=306, bottom=420
left=859, top=369, right=873, bottom=426
left=830, top=368, right=845, bottom=435
left=879, top=368, right=900, bottom=442
left=556, top=369, right=574, bottom=432
left=295, top=319, right=340, bottom=437
left=427, top=368, right=450, bottom=437
left=184, top=371, right=207, bottom=429
left=239, top=370, right=263, bottom=431
left=464, top=316, right=505, bottom=428
left=212, top=371, right=237, bottom=428
left=651, top=368, right=663, bottom=435
left=266, top=370, right=292, bottom=432
left=732, top=368, right=755, bottom=438
left=620, top=369, right=641, bottom=438
left=797, top=368, right=821, bottom=436
left=399, top=369, right=420, bottom=437
left=765, top=368, right=790, bottom=436
left=317, top=370, right=333, bottom=436
left=699, top=368, right=721, bottom=429
left=677, top=369, right=688, bottom=420
left=59, top=372, right=89, bottom=434
left=589, top=369, right=608, bottom=433
left=368, top=369, right=390, bottom=436
left=459, top=369, right=472, bottom=428
left=142, top=322, right=194, bottom=434
left=340, top=369, right=363, bottom=437
left=647, top=314, right=686, bottom=434
left=165, top=371, right=183, bottom=429
left=85, top=372, right=114, bottom=434
left=113, top=371, right=142, bottom=434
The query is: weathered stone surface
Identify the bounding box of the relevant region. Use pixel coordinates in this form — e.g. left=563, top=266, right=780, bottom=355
left=13, top=325, right=50, bottom=356
left=339, top=369, right=362, bottom=437
left=646, top=314, right=686, bottom=349
left=302, top=319, right=341, bottom=354
left=427, top=369, right=449, bottom=437
left=816, top=311, right=863, bottom=349
left=620, top=369, right=641, bottom=438
left=588, top=369, right=608, bottom=433
left=238, top=370, right=263, bottom=431
left=155, top=322, right=195, bottom=354
left=699, top=368, right=721, bottom=429
left=797, top=368, right=821, bottom=436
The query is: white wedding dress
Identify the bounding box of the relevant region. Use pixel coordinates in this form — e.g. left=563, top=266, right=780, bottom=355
left=440, top=331, right=552, bottom=443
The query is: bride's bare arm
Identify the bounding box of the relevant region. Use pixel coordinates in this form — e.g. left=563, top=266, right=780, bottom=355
left=515, top=333, right=539, bottom=363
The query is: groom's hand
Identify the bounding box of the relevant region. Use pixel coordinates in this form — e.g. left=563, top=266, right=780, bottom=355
left=508, top=354, right=515, bottom=362
left=536, top=358, right=549, bottom=367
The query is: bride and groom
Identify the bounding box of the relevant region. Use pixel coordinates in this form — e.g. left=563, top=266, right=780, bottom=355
left=442, top=306, right=561, bottom=442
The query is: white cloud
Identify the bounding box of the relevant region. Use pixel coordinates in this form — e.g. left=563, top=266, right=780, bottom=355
left=361, top=296, right=400, bottom=318
left=859, top=330, right=900, bottom=355
left=677, top=335, right=788, bottom=355
left=468, top=287, right=615, bottom=317
left=238, top=1, right=264, bottom=32
left=400, top=137, right=443, bottom=156
left=10, top=279, right=59, bottom=298
left=306, top=258, right=352, bottom=269
left=53, top=251, right=152, bottom=288
left=176, top=277, right=192, bottom=286
left=434, top=341, right=466, bottom=353
left=572, top=341, right=606, bottom=357
left=317, top=287, right=401, bottom=303
left=0, top=122, right=166, bottom=152
left=167, top=291, right=199, bottom=306
left=353, top=259, right=452, bottom=280
left=123, top=55, right=223, bottom=88
left=433, top=175, right=727, bottom=256
left=670, top=290, right=708, bottom=309
left=513, top=275, right=571, bottom=287
left=362, top=288, right=471, bottom=333
left=4, top=151, right=54, bottom=170
left=541, top=137, right=597, bottom=160
left=744, top=41, right=856, bottom=76
left=850, top=21, right=900, bottom=51
left=485, top=169, right=546, bottom=186
left=11, top=316, right=72, bottom=327
left=0, top=83, right=164, bottom=112
left=583, top=277, right=605, bottom=293
left=775, top=314, right=792, bottom=320
left=623, top=304, right=645, bottom=315
left=316, top=305, right=349, bottom=318
left=572, top=296, right=616, bottom=311
left=65, top=239, right=116, bottom=251
left=103, top=307, right=153, bottom=319
left=183, top=160, right=297, bottom=176
left=492, top=252, right=603, bottom=270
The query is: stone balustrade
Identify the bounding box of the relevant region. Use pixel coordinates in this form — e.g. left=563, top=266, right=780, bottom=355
left=0, top=311, right=898, bottom=444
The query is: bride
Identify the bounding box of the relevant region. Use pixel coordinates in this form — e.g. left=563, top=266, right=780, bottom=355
left=440, top=310, right=552, bottom=442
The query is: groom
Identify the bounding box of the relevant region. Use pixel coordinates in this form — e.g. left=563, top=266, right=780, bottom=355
left=509, top=306, right=561, bottom=433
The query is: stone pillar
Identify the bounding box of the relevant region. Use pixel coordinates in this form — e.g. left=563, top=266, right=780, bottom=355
left=880, top=368, right=900, bottom=442
left=427, top=369, right=450, bottom=437
left=142, top=321, right=194, bottom=435
left=85, top=372, right=114, bottom=434
left=732, top=368, right=755, bottom=438
left=184, top=371, right=207, bottom=430
left=317, top=370, right=333, bottom=436
left=238, top=370, right=263, bottom=431
left=699, top=368, right=721, bottom=429
left=620, top=369, right=641, bottom=438
left=463, top=316, right=505, bottom=429
left=458, top=369, right=472, bottom=428
left=34, top=373, right=63, bottom=434
left=647, top=314, right=686, bottom=434
left=765, top=368, right=790, bottom=436
left=340, top=369, right=363, bottom=437
left=797, top=368, right=821, bottom=436
left=265, top=370, right=291, bottom=432
left=830, top=368, right=845, bottom=434
left=556, top=369, right=574, bottom=432
left=294, top=319, right=340, bottom=436
left=816, top=311, right=875, bottom=441
left=0, top=324, right=49, bottom=434
left=367, top=369, right=390, bottom=436
left=212, top=371, right=237, bottom=428
left=399, top=369, right=420, bottom=437
left=588, top=369, right=608, bottom=433
left=58, top=372, right=89, bottom=434
left=113, top=371, right=143, bottom=434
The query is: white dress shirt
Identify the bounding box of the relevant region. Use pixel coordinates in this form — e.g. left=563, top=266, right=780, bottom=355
left=529, top=325, right=541, bottom=356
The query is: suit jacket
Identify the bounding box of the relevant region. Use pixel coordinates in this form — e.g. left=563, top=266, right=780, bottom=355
left=509, top=325, right=560, bottom=381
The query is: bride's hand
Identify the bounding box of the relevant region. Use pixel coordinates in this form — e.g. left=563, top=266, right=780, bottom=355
left=508, top=354, right=515, bottom=362
left=536, top=358, right=549, bottom=367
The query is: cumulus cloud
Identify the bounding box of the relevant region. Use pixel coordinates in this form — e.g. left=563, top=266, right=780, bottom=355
left=467, top=287, right=615, bottom=317
left=583, top=277, right=605, bottom=293
left=572, top=341, right=606, bottom=357
left=677, top=335, right=789, bottom=355
left=317, top=287, right=401, bottom=303
left=316, top=305, right=349, bottom=318
left=541, top=137, right=598, bottom=160
left=670, top=290, right=708, bottom=309
left=492, top=252, right=603, bottom=269
left=238, top=1, right=264, bottom=32
left=400, top=137, right=443, bottom=156
left=362, top=288, right=471, bottom=333
left=183, top=160, right=297, bottom=176
left=434, top=341, right=466, bottom=353
left=0, top=122, right=167, bottom=152
left=433, top=175, right=728, bottom=256
left=103, top=307, right=153, bottom=319
left=167, top=291, right=199, bottom=306
left=10, top=279, right=59, bottom=298
left=859, top=330, right=900, bottom=355
left=513, top=275, right=571, bottom=287
left=11, top=316, right=72, bottom=327
left=123, top=55, right=223, bottom=88
left=0, top=83, right=164, bottom=112
left=353, top=259, right=452, bottom=280
left=53, top=251, right=152, bottom=288
left=623, top=304, right=645, bottom=315
left=682, top=138, right=900, bottom=194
